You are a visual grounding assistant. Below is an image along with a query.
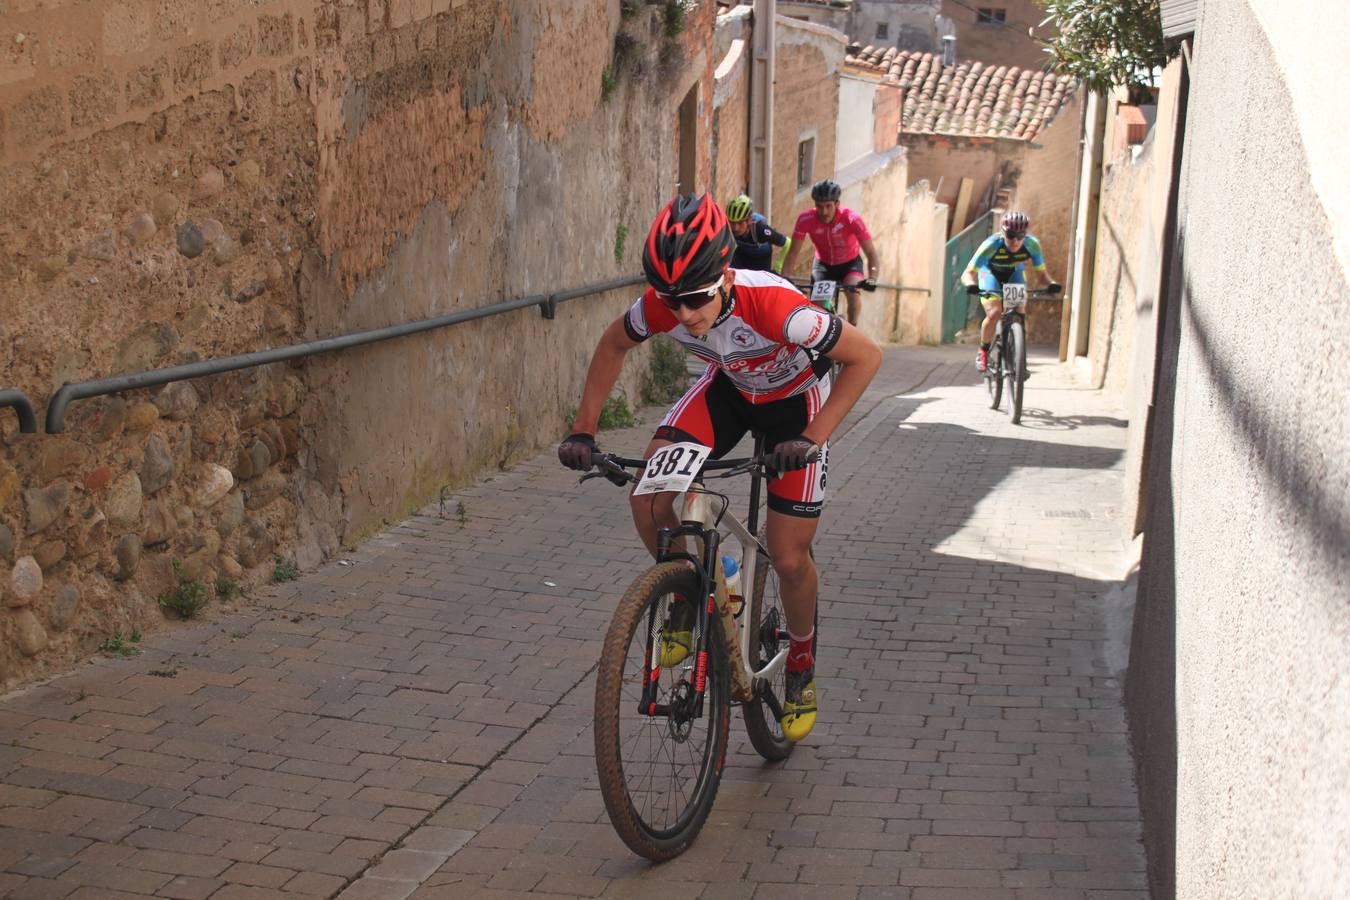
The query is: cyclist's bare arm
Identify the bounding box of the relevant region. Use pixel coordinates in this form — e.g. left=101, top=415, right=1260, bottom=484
left=803, top=322, right=882, bottom=445
left=570, top=316, right=640, bottom=434
left=858, top=236, right=881, bottom=281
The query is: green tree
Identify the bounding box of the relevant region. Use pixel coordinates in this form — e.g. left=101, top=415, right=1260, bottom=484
left=1041, top=0, right=1178, bottom=95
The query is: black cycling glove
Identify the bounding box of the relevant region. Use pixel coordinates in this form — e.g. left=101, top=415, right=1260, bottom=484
left=558, top=433, right=598, bottom=471
left=769, top=436, right=820, bottom=473
left=1046, top=282, right=1063, bottom=295
left=965, top=283, right=981, bottom=296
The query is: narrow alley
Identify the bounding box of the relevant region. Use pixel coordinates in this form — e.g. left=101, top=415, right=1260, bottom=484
left=0, top=346, right=1147, bottom=899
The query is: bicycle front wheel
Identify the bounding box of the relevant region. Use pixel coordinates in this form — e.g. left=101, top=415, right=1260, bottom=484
left=985, top=339, right=1004, bottom=410
left=594, top=562, right=730, bottom=861
left=1007, top=320, right=1026, bottom=424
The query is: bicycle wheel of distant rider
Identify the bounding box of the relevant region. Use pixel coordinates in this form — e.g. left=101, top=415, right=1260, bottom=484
left=594, top=561, right=731, bottom=861
left=741, top=542, right=817, bottom=762
left=985, top=331, right=1004, bottom=410
left=1007, top=320, right=1026, bottom=424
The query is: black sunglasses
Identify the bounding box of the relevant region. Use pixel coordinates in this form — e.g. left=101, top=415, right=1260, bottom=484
left=656, top=276, right=725, bottom=311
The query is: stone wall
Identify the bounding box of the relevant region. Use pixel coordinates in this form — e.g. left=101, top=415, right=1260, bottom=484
left=0, top=0, right=716, bottom=690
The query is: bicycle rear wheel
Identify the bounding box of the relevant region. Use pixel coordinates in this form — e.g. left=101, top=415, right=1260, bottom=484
left=1007, top=320, right=1026, bottom=424
left=594, top=562, right=730, bottom=861
left=740, top=546, right=792, bottom=761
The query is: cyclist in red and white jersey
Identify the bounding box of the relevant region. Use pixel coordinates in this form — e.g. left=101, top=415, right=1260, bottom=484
left=559, top=194, right=882, bottom=742
left=779, top=179, right=881, bottom=327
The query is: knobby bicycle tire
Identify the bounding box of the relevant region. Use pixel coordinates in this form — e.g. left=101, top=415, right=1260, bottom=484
left=740, top=545, right=794, bottom=761
left=985, top=330, right=1004, bottom=410
left=1008, top=320, right=1026, bottom=424
left=594, top=562, right=731, bottom=861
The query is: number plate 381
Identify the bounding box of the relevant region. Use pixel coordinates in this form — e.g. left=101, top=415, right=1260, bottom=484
left=632, top=442, right=713, bottom=496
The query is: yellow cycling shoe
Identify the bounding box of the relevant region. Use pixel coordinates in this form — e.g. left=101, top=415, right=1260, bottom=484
left=658, top=598, right=694, bottom=668
left=780, top=668, right=817, bottom=742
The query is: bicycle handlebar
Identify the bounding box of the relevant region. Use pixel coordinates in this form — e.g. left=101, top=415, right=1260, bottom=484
left=581, top=448, right=818, bottom=486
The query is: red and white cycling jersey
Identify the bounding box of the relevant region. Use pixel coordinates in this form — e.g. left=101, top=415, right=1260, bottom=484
left=790, top=207, right=872, bottom=266
left=624, top=269, right=843, bottom=404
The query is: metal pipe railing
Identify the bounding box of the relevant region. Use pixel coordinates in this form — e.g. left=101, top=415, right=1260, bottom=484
left=45, top=274, right=646, bottom=433
left=0, top=390, right=37, bottom=433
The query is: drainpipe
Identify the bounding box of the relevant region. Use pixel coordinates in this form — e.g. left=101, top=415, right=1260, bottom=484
left=750, top=0, right=776, bottom=220
left=1067, top=89, right=1107, bottom=362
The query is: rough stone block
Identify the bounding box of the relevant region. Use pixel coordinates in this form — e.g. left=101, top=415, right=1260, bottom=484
left=389, top=0, right=415, bottom=28
left=7, top=86, right=66, bottom=145
left=219, top=24, right=255, bottom=70
left=367, top=0, right=388, bottom=32
left=152, top=0, right=195, bottom=42
left=258, top=14, right=294, bottom=57
left=174, top=41, right=215, bottom=92
left=126, top=57, right=169, bottom=109
left=337, top=4, right=366, bottom=45
left=103, top=1, right=154, bottom=57
left=70, top=72, right=122, bottom=129
left=0, top=31, right=38, bottom=87
left=49, top=32, right=97, bottom=70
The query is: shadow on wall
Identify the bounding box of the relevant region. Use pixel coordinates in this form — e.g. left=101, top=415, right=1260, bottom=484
left=1128, top=229, right=1182, bottom=900
left=1128, top=224, right=1350, bottom=898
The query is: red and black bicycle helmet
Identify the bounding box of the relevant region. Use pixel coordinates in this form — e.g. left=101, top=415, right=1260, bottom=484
left=1001, top=210, right=1029, bottom=238
left=641, top=194, right=735, bottom=294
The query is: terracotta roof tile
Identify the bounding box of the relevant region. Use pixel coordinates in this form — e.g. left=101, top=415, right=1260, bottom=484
left=844, top=44, right=1077, bottom=141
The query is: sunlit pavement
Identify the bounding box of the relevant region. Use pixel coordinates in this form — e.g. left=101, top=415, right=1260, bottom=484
left=0, top=345, right=1146, bottom=899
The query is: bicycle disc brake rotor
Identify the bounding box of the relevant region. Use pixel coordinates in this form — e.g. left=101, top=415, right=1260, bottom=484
left=668, top=680, right=697, bottom=740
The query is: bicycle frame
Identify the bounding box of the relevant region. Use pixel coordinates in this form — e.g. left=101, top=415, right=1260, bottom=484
left=659, top=485, right=787, bottom=705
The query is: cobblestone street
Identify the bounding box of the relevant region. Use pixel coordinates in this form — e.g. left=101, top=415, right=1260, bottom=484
left=0, top=346, right=1147, bottom=899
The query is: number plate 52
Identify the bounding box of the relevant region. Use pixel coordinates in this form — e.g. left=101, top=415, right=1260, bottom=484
left=632, top=442, right=713, bottom=496
left=810, top=280, right=838, bottom=307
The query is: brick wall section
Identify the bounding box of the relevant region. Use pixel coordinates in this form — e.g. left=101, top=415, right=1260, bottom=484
left=0, top=0, right=318, bottom=163
left=941, top=0, right=1053, bottom=71
left=901, top=133, right=1027, bottom=234
left=712, top=39, right=750, bottom=205
left=772, top=20, right=843, bottom=274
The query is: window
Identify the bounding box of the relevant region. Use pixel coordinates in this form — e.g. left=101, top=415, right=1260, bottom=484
left=796, top=137, right=815, bottom=190
left=976, top=8, right=1006, bottom=25
left=875, top=22, right=889, bottom=40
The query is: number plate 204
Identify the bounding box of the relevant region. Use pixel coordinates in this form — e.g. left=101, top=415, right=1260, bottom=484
left=632, top=442, right=713, bottom=496
left=1002, top=284, right=1028, bottom=307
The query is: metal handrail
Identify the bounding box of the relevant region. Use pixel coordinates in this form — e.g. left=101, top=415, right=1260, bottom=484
left=0, top=389, right=37, bottom=433
left=45, top=274, right=646, bottom=433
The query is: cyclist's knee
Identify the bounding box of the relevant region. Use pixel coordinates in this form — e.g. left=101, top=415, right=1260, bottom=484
left=772, top=545, right=814, bottom=582
left=629, top=491, right=674, bottom=520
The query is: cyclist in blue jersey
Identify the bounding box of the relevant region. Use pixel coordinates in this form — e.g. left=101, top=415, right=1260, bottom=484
left=725, top=194, right=790, bottom=272
left=961, top=210, right=1062, bottom=372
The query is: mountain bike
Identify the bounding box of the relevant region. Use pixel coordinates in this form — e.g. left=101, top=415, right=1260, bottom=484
left=787, top=275, right=876, bottom=380
left=982, top=283, right=1059, bottom=425
left=579, top=436, right=815, bottom=860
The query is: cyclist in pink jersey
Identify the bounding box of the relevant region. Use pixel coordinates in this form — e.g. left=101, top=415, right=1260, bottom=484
left=559, top=194, right=882, bottom=742
left=780, top=180, right=881, bottom=327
